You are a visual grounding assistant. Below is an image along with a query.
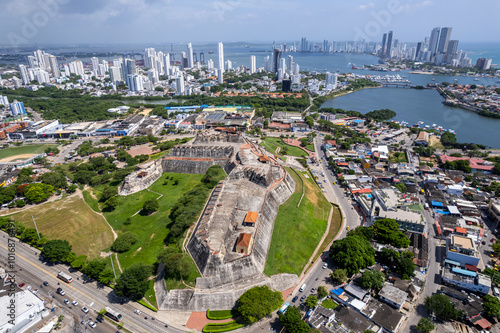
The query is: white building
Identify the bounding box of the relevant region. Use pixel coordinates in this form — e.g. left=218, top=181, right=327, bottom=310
left=68, top=61, right=84, bottom=76
left=10, top=100, right=26, bottom=116
left=109, top=66, right=122, bottom=84
left=325, top=72, right=338, bottom=90
left=126, top=74, right=144, bottom=92
left=48, top=55, right=59, bottom=78
left=175, top=75, right=185, bottom=95
left=225, top=60, right=232, bottom=71
left=218, top=41, right=224, bottom=74
left=250, top=55, right=256, bottom=74
left=187, top=42, right=194, bottom=68
left=0, top=95, right=8, bottom=107
left=18, top=65, right=30, bottom=85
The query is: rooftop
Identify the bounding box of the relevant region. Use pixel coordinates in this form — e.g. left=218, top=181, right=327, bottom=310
left=451, top=234, right=475, bottom=250
left=244, top=211, right=258, bottom=224
left=236, top=233, right=252, bottom=248
left=379, top=284, right=408, bottom=306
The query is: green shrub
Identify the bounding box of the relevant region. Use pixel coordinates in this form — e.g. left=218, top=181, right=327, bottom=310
left=110, top=232, right=138, bottom=253
left=206, top=309, right=239, bottom=320
left=137, top=300, right=158, bottom=312
left=202, top=320, right=245, bottom=333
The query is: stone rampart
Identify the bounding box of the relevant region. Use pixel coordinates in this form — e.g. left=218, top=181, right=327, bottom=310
left=119, top=159, right=163, bottom=196
left=161, top=146, right=234, bottom=174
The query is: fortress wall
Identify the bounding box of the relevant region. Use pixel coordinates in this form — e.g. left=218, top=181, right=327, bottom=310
left=161, top=158, right=230, bottom=174
left=119, top=159, right=163, bottom=196
left=168, top=146, right=234, bottom=158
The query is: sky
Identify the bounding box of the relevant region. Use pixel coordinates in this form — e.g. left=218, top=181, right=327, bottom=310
left=1, top=0, right=499, bottom=46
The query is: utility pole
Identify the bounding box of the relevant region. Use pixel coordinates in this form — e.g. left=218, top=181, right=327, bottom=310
left=31, top=215, right=41, bottom=240
left=109, top=252, right=117, bottom=279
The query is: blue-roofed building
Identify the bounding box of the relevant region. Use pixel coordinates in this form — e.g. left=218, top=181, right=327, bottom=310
left=442, top=268, right=491, bottom=295
left=352, top=119, right=365, bottom=127
left=431, top=201, right=443, bottom=208
left=446, top=234, right=480, bottom=267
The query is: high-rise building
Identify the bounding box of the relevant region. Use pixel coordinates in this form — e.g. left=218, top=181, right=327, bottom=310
left=437, top=27, right=452, bottom=53
left=300, top=37, right=308, bottom=52
left=380, top=33, right=387, bottom=57
left=271, top=49, right=282, bottom=74
left=286, top=55, right=293, bottom=73
left=385, top=31, right=393, bottom=58
left=144, top=48, right=157, bottom=71
left=27, top=56, right=38, bottom=68
left=476, top=58, right=492, bottom=70
left=218, top=42, right=224, bottom=74
left=325, top=72, right=338, bottom=90
left=48, top=55, right=59, bottom=78
left=323, top=40, right=329, bottom=53
left=175, top=75, right=185, bottom=94
left=127, top=74, right=144, bottom=92
left=250, top=55, right=256, bottom=74
left=282, top=79, right=291, bottom=92
left=225, top=60, right=232, bottom=71
left=207, top=59, right=214, bottom=71
left=18, top=65, right=30, bottom=85
left=218, top=68, right=223, bottom=84
left=109, top=66, right=122, bottom=84
left=164, top=54, right=171, bottom=76
left=0, top=95, right=9, bottom=107
left=292, top=63, right=300, bottom=75
left=415, top=42, right=423, bottom=60
left=10, top=100, right=26, bottom=116
left=446, top=40, right=459, bottom=55
left=187, top=43, right=194, bottom=68
left=68, top=61, right=84, bottom=76
left=428, top=27, right=440, bottom=55
left=264, top=56, right=271, bottom=72
left=91, top=57, right=99, bottom=73
left=34, top=50, right=47, bottom=70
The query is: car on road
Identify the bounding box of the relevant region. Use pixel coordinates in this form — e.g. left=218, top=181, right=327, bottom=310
left=82, top=307, right=89, bottom=314
left=88, top=322, right=96, bottom=328
left=346, top=226, right=350, bottom=231
left=72, top=301, right=78, bottom=306
left=482, top=240, right=486, bottom=245
left=491, top=238, right=496, bottom=243
left=300, top=295, right=306, bottom=302
left=310, top=287, right=315, bottom=293
left=322, top=263, right=328, bottom=269
left=96, top=316, right=104, bottom=323
left=58, top=289, right=66, bottom=296
left=292, top=296, right=298, bottom=302
left=134, top=309, right=141, bottom=314
left=18, top=283, right=25, bottom=288
left=64, top=299, right=69, bottom=305
left=43, top=281, right=49, bottom=286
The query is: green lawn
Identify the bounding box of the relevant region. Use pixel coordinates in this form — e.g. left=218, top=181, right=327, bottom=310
left=321, top=299, right=338, bottom=310
left=82, top=190, right=100, bottom=212
left=305, top=143, right=315, bottom=152
left=261, top=140, right=279, bottom=155
left=263, top=138, right=308, bottom=157
left=101, top=172, right=204, bottom=271
left=389, top=152, right=408, bottom=163
left=0, top=144, right=58, bottom=160
left=144, top=279, right=158, bottom=308
left=264, top=168, right=330, bottom=276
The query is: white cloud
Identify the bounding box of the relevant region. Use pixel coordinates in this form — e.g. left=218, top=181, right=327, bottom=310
left=357, top=2, right=375, bottom=11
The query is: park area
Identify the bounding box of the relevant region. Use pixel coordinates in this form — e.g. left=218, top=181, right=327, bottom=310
left=261, top=137, right=309, bottom=158
left=0, top=144, right=58, bottom=162
left=264, top=167, right=330, bottom=276
left=10, top=195, right=114, bottom=259
left=84, top=172, right=204, bottom=284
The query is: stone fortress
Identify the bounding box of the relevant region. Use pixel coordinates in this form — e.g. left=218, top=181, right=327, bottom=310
left=120, top=130, right=299, bottom=310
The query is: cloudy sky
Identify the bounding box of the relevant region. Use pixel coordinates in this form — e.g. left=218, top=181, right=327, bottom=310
left=1, top=0, right=499, bottom=46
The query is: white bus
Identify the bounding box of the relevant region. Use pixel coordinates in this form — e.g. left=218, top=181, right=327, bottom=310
left=57, top=271, right=73, bottom=283
left=105, top=307, right=123, bottom=322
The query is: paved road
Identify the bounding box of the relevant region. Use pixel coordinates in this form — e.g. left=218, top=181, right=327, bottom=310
left=0, top=232, right=181, bottom=333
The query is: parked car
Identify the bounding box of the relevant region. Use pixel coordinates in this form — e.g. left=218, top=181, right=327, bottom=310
left=96, top=316, right=104, bottom=323
left=300, top=295, right=306, bottom=302
left=134, top=309, right=141, bottom=315
left=491, top=238, right=496, bottom=243
left=82, top=307, right=89, bottom=314
left=43, top=281, right=49, bottom=286
left=88, top=322, right=96, bottom=328
left=322, top=263, right=328, bottom=269
left=64, top=299, right=69, bottom=305
left=310, top=287, right=315, bottom=293
left=72, top=301, right=78, bottom=306
left=292, top=296, right=298, bottom=303
left=18, top=283, right=25, bottom=288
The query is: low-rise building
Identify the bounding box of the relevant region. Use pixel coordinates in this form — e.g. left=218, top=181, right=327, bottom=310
left=378, top=283, right=408, bottom=310
left=445, top=234, right=480, bottom=267
left=307, top=306, right=336, bottom=329
left=441, top=267, right=491, bottom=295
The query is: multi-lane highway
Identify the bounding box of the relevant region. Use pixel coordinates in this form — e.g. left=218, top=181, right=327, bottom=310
left=0, top=231, right=183, bottom=333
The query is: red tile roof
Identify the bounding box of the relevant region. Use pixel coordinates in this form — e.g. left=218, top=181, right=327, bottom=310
left=455, top=227, right=467, bottom=234
left=236, top=233, right=252, bottom=248
left=351, top=188, right=372, bottom=194
left=244, top=212, right=258, bottom=224
left=440, top=155, right=494, bottom=171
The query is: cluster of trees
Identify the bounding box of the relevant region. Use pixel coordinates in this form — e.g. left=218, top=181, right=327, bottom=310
left=378, top=248, right=416, bottom=279
left=115, top=263, right=153, bottom=300
left=443, top=159, right=472, bottom=173
left=483, top=295, right=500, bottom=320
left=372, top=219, right=411, bottom=248
left=157, top=245, right=195, bottom=280
left=115, top=134, right=159, bottom=148
left=329, top=235, right=375, bottom=275
left=0, top=217, right=47, bottom=247
left=359, top=270, right=385, bottom=290
left=424, top=294, right=464, bottom=321
left=279, top=306, right=311, bottom=333
left=69, top=156, right=135, bottom=187
left=167, top=166, right=226, bottom=241
left=155, top=138, right=191, bottom=151
left=110, top=232, right=138, bottom=253
left=440, top=132, right=487, bottom=150
left=364, top=109, right=396, bottom=121
left=142, top=199, right=159, bottom=215
left=237, top=285, right=283, bottom=324
left=23, top=183, right=54, bottom=203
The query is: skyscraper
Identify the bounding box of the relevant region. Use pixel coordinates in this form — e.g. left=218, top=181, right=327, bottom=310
left=176, top=75, right=185, bottom=94
left=286, top=55, right=293, bottom=73
left=428, top=27, right=440, bottom=55
left=18, top=65, right=30, bottom=85
left=91, top=57, right=99, bottom=72
left=380, top=33, right=387, bottom=57
left=48, top=55, right=59, bottom=78
left=385, top=31, right=393, bottom=58
left=250, top=55, right=256, bottom=74
left=271, top=49, right=282, bottom=74
left=10, top=100, right=26, bottom=116
left=325, top=73, right=338, bottom=90
left=323, top=40, right=329, bottom=53
left=164, top=53, right=171, bottom=76
left=415, top=42, right=423, bottom=60
left=446, top=40, right=459, bottom=55
left=109, top=66, right=122, bottom=83
left=300, top=37, right=308, bottom=52
left=437, top=27, right=452, bottom=53
left=187, top=43, right=194, bottom=68
left=218, top=42, right=224, bottom=74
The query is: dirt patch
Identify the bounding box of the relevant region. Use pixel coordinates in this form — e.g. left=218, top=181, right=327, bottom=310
left=137, top=108, right=152, bottom=116
left=0, top=154, right=36, bottom=162
left=150, top=233, right=155, bottom=240
left=133, top=247, right=142, bottom=255
left=303, top=177, right=319, bottom=204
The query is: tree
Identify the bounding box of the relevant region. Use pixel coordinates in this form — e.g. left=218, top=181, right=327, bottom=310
left=82, top=258, right=107, bottom=280
left=279, top=306, right=310, bottom=333
left=98, top=269, right=115, bottom=285
left=20, top=228, right=39, bottom=244
left=359, top=270, right=385, bottom=290
left=100, top=186, right=117, bottom=202
left=483, top=295, right=500, bottom=320
left=111, top=232, right=138, bottom=253
left=317, top=286, right=328, bottom=299
left=104, top=196, right=118, bottom=211
left=70, top=255, right=87, bottom=269
left=379, top=248, right=400, bottom=267
left=41, top=240, right=72, bottom=263
left=394, top=183, right=407, bottom=193
left=305, top=295, right=318, bottom=309
left=24, top=183, right=54, bottom=203
left=201, top=165, right=226, bottom=187
left=492, top=243, right=500, bottom=257
left=142, top=199, right=159, bottom=215
left=66, top=184, right=77, bottom=193
left=416, top=318, right=434, bottom=333
left=347, top=226, right=374, bottom=240
left=329, top=236, right=375, bottom=275
left=324, top=134, right=333, bottom=141
left=372, top=219, right=410, bottom=248
left=237, top=285, right=283, bottom=324
left=395, top=254, right=416, bottom=280
left=330, top=269, right=348, bottom=284
left=41, top=171, right=67, bottom=189
left=114, top=263, right=153, bottom=300
left=424, top=294, right=459, bottom=320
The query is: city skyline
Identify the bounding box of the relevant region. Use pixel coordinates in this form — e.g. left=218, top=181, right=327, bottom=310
left=1, top=0, right=500, bottom=46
